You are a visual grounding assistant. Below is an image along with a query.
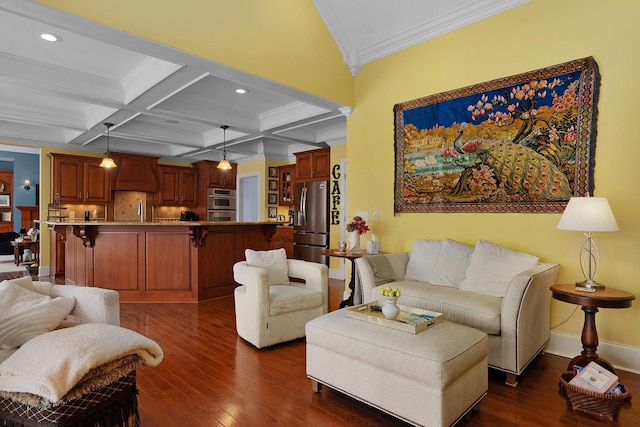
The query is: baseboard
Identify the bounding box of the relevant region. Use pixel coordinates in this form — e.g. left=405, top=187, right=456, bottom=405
left=547, top=331, right=640, bottom=374
left=328, top=266, right=344, bottom=281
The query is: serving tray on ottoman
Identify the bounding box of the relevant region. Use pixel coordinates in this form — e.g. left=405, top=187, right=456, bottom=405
left=306, top=308, right=488, bottom=427
left=346, top=303, right=444, bottom=334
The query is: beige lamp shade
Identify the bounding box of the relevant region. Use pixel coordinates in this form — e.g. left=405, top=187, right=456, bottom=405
left=556, top=197, right=619, bottom=232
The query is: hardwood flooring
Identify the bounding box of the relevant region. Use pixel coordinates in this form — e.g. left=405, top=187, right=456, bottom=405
left=119, top=284, right=639, bottom=427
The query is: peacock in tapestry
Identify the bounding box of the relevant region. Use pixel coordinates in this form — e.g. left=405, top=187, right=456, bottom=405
left=447, top=129, right=572, bottom=202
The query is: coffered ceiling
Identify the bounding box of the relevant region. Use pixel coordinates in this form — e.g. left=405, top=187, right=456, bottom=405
left=0, top=0, right=527, bottom=164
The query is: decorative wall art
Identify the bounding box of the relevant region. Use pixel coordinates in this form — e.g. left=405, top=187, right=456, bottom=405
left=0, top=195, right=9, bottom=207
left=394, top=57, right=600, bottom=213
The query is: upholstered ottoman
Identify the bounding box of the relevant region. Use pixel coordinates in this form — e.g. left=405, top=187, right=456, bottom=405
left=306, top=309, right=488, bottom=427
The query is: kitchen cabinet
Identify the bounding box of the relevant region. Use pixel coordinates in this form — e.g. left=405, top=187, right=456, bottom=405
left=155, top=166, right=198, bottom=206
left=270, top=226, right=294, bottom=258
left=278, top=164, right=295, bottom=206
left=50, top=229, right=65, bottom=278
left=50, top=154, right=111, bottom=203
left=295, top=147, right=331, bottom=182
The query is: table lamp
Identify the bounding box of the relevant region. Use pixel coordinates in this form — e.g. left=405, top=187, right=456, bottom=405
left=556, top=196, right=619, bottom=291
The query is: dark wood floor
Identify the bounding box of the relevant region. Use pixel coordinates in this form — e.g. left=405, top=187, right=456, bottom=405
left=119, top=284, right=639, bottom=427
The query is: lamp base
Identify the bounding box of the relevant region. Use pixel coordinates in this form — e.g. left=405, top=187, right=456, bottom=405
left=575, top=279, right=605, bottom=293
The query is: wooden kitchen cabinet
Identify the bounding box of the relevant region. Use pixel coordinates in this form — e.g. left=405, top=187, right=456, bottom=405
left=270, top=226, right=294, bottom=258
left=278, top=164, right=295, bottom=206
left=50, top=154, right=111, bottom=203
left=155, top=166, right=198, bottom=206
left=206, top=161, right=237, bottom=189
left=295, top=147, right=330, bottom=182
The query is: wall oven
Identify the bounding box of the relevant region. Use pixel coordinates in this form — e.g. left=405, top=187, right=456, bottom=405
left=208, top=188, right=236, bottom=211
left=208, top=210, right=236, bottom=222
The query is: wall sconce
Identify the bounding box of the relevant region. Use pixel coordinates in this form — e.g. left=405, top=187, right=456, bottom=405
left=24, top=179, right=31, bottom=191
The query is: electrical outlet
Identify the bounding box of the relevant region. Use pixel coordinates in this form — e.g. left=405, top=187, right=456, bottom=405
left=372, top=210, right=379, bottom=221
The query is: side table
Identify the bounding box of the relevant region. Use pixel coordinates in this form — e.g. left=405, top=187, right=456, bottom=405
left=10, top=239, right=40, bottom=266
left=550, top=284, right=635, bottom=374
left=322, top=249, right=368, bottom=308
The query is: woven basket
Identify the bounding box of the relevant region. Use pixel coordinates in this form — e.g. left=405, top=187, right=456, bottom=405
left=560, top=372, right=631, bottom=420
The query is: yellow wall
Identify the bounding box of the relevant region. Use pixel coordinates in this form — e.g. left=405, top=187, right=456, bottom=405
left=37, top=0, right=353, bottom=106
left=348, top=0, right=640, bottom=347
left=35, top=0, right=640, bottom=349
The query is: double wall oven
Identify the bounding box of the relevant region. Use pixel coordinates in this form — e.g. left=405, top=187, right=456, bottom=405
left=208, top=188, right=236, bottom=222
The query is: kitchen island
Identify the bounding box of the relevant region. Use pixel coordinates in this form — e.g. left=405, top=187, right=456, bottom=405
left=39, top=221, right=279, bottom=302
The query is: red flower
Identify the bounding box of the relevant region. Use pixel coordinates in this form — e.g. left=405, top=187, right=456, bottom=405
left=346, top=216, right=369, bottom=235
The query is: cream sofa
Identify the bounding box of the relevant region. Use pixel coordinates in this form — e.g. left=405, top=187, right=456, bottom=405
left=0, top=276, right=120, bottom=363
left=355, top=238, right=560, bottom=386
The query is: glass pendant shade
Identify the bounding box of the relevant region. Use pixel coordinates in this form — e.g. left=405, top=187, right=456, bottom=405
left=217, top=159, right=232, bottom=170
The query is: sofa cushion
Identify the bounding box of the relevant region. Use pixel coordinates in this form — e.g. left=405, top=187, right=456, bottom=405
left=430, top=239, right=474, bottom=288
left=373, top=281, right=503, bottom=335
left=459, top=239, right=539, bottom=297
left=269, top=284, right=323, bottom=316
left=245, top=248, right=289, bottom=285
left=404, top=239, right=441, bottom=283
left=0, top=281, right=76, bottom=349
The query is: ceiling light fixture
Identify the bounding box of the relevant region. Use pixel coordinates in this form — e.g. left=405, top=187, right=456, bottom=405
left=99, top=123, right=117, bottom=169
left=235, top=88, right=248, bottom=94
left=40, top=33, right=61, bottom=42
left=217, top=125, right=232, bottom=170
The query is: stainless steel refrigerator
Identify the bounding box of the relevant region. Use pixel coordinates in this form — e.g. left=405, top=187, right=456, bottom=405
left=293, top=181, right=329, bottom=265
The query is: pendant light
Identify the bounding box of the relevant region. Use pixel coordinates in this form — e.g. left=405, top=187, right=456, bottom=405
left=99, top=123, right=117, bottom=168
left=217, top=125, right=232, bottom=170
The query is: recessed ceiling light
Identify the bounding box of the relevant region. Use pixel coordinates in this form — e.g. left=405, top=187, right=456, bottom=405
left=235, top=88, right=248, bottom=94
left=165, top=119, right=180, bottom=124
left=40, top=32, right=62, bottom=42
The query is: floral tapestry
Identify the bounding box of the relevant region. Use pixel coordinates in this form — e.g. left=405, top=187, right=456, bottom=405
left=394, top=57, right=600, bottom=213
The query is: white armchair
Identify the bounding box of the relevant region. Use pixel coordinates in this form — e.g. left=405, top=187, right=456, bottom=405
left=233, top=249, right=328, bottom=349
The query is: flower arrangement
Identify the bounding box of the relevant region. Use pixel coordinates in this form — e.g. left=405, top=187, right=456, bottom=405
left=381, top=285, right=401, bottom=297
left=346, top=216, right=369, bottom=235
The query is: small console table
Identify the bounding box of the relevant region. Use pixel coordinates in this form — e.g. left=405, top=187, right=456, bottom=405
left=322, top=249, right=367, bottom=308
left=550, top=284, right=635, bottom=374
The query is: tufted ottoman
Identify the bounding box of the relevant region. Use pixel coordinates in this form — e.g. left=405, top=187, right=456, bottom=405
left=306, top=308, right=488, bottom=427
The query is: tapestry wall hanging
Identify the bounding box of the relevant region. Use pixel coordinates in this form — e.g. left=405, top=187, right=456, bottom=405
left=394, top=56, right=600, bottom=214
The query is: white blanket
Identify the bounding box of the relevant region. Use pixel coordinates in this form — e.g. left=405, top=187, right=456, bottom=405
left=0, top=323, right=163, bottom=402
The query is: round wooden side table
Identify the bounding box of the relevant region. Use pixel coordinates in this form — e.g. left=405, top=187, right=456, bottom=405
left=550, top=284, right=635, bottom=374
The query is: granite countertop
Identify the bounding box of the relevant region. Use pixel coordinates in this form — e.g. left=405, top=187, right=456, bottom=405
left=37, top=220, right=285, bottom=226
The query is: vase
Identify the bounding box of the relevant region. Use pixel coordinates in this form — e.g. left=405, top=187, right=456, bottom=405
left=381, top=295, right=400, bottom=320
left=347, top=231, right=362, bottom=254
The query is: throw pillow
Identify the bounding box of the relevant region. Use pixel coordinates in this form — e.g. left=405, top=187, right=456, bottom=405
left=245, top=248, right=289, bottom=285
left=1, top=276, right=35, bottom=292
left=0, top=281, right=76, bottom=349
left=404, top=239, right=442, bottom=283
left=459, top=239, right=539, bottom=297
left=430, top=239, right=475, bottom=288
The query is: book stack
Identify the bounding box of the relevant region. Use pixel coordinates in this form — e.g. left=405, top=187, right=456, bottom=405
left=569, top=361, right=619, bottom=394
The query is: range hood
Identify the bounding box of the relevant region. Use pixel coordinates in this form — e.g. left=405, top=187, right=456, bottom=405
left=111, top=152, right=160, bottom=192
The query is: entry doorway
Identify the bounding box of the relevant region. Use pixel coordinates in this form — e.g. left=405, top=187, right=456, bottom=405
left=237, top=173, right=259, bottom=222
